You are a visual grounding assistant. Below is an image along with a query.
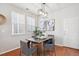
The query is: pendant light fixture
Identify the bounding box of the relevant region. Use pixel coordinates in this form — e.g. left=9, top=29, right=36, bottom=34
left=38, top=3, right=48, bottom=17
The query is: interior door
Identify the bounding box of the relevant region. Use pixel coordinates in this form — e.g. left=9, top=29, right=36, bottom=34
left=63, top=17, right=79, bottom=49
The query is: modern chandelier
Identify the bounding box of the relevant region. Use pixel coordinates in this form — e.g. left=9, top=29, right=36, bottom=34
left=38, top=3, right=48, bottom=17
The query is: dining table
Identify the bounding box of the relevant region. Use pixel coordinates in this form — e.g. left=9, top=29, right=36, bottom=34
left=25, top=35, right=54, bottom=56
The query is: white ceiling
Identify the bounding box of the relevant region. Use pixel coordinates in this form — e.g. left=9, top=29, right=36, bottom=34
left=10, top=3, right=75, bottom=18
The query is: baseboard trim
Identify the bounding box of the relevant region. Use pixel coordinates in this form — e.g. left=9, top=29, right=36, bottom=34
left=55, top=44, right=64, bottom=47
left=55, top=44, right=79, bottom=50
left=0, top=47, right=20, bottom=55
left=63, top=46, right=79, bottom=50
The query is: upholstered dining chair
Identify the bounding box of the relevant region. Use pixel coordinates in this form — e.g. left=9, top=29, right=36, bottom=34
left=43, top=38, right=56, bottom=56
left=20, top=40, right=37, bottom=56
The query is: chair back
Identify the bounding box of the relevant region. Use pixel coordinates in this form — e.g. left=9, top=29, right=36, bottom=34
left=44, top=38, right=54, bottom=44
left=20, top=40, right=28, bottom=55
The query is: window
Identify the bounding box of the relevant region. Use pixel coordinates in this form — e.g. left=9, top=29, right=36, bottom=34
left=12, top=11, right=25, bottom=35
left=27, top=16, right=35, bottom=31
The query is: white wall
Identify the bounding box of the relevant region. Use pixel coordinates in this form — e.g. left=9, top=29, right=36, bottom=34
left=0, top=4, right=36, bottom=54
left=64, top=17, right=79, bottom=49
left=52, top=4, right=79, bottom=49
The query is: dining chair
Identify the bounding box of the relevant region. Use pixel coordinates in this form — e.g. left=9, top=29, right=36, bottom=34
left=20, top=40, right=37, bottom=56
left=43, top=38, right=56, bottom=56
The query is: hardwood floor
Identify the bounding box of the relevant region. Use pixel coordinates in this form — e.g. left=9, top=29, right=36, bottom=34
left=55, top=46, right=79, bottom=56
left=0, top=46, right=79, bottom=56
left=0, top=49, right=20, bottom=56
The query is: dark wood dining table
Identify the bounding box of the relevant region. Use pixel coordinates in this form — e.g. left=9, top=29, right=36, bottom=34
left=25, top=35, right=54, bottom=56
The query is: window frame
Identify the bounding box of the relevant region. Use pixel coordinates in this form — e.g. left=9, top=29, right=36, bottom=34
left=26, top=16, right=36, bottom=32
left=11, top=11, right=25, bottom=35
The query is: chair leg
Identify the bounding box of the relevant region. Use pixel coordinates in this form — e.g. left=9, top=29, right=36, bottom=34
left=44, top=48, right=48, bottom=56
left=44, top=49, right=48, bottom=56
left=19, top=49, right=21, bottom=56
left=37, top=49, right=38, bottom=56
left=54, top=47, right=56, bottom=56
left=49, top=48, right=56, bottom=56
left=44, top=48, right=46, bottom=56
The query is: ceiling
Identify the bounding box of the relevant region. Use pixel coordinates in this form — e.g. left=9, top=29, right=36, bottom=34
left=10, top=3, right=75, bottom=18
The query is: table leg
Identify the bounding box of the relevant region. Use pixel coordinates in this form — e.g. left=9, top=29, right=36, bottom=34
left=41, top=42, right=44, bottom=56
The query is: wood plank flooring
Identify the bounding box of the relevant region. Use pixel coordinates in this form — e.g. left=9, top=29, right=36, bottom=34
left=0, top=46, right=79, bottom=56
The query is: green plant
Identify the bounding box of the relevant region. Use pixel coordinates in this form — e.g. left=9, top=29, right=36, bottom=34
left=33, top=27, right=44, bottom=37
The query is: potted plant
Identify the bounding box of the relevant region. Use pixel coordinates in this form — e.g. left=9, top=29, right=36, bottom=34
left=33, top=27, right=44, bottom=39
